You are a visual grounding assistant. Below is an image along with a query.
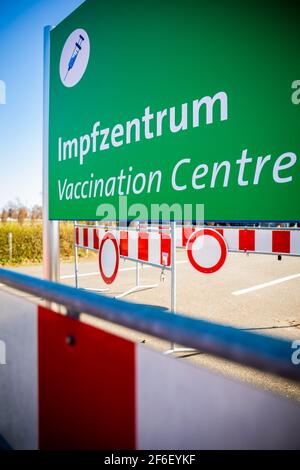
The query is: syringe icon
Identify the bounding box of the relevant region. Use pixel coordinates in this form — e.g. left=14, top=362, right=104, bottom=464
left=64, top=34, right=85, bottom=81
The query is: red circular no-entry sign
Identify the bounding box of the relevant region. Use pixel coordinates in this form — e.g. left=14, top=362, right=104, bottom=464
left=186, top=228, right=227, bottom=274
left=99, top=232, right=119, bottom=284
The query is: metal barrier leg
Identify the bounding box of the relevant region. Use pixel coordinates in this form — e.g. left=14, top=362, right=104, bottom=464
left=116, top=261, right=158, bottom=299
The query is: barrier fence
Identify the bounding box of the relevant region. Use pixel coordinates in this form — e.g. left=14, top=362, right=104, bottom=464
left=75, top=224, right=300, bottom=257
left=177, top=225, right=300, bottom=256
left=73, top=223, right=300, bottom=353
left=74, top=222, right=177, bottom=308
left=75, top=224, right=172, bottom=266
left=0, top=268, right=299, bottom=449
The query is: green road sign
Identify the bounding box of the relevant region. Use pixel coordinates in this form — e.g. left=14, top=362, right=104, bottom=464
left=49, top=0, right=300, bottom=221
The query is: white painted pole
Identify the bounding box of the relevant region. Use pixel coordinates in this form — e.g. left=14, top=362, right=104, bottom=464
left=136, top=221, right=140, bottom=288
left=43, top=26, right=60, bottom=282
left=136, top=261, right=140, bottom=288
left=170, top=221, right=177, bottom=351
left=171, top=221, right=177, bottom=313
left=74, top=222, right=79, bottom=288
left=165, top=221, right=196, bottom=355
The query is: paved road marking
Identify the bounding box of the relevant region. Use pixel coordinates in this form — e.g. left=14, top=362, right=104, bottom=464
left=61, top=260, right=189, bottom=280
left=61, top=266, right=152, bottom=280
left=232, top=273, right=300, bottom=296
left=61, top=271, right=99, bottom=280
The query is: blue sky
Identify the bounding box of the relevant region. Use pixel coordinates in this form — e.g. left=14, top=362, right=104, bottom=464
left=0, top=0, right=84, bottom=210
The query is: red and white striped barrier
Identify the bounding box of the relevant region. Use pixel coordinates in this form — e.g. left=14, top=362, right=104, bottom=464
left=118, top=230, right=171, bottom=267
left=176, top=225, right=199, bottom=248
left=75, top=226, right=172, bottom=267
left=75, top=225, right=300, bottom=282
left=176, top=226, right=300, bottom=256
left=1, top=290, right=300, bottom=450
left=75, top=226, right=106, bottom=251
left=217, top=228, right=300, bottom=256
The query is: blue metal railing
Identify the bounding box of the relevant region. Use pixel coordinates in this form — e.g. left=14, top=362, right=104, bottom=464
left=0, top=267, right=299, bottom=382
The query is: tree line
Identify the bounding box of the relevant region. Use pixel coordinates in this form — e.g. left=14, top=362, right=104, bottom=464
left=1, top=201, right=42, bottom=225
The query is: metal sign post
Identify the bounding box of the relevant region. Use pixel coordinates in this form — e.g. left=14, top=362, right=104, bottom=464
left=43, top=26, right=60, bottom=283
